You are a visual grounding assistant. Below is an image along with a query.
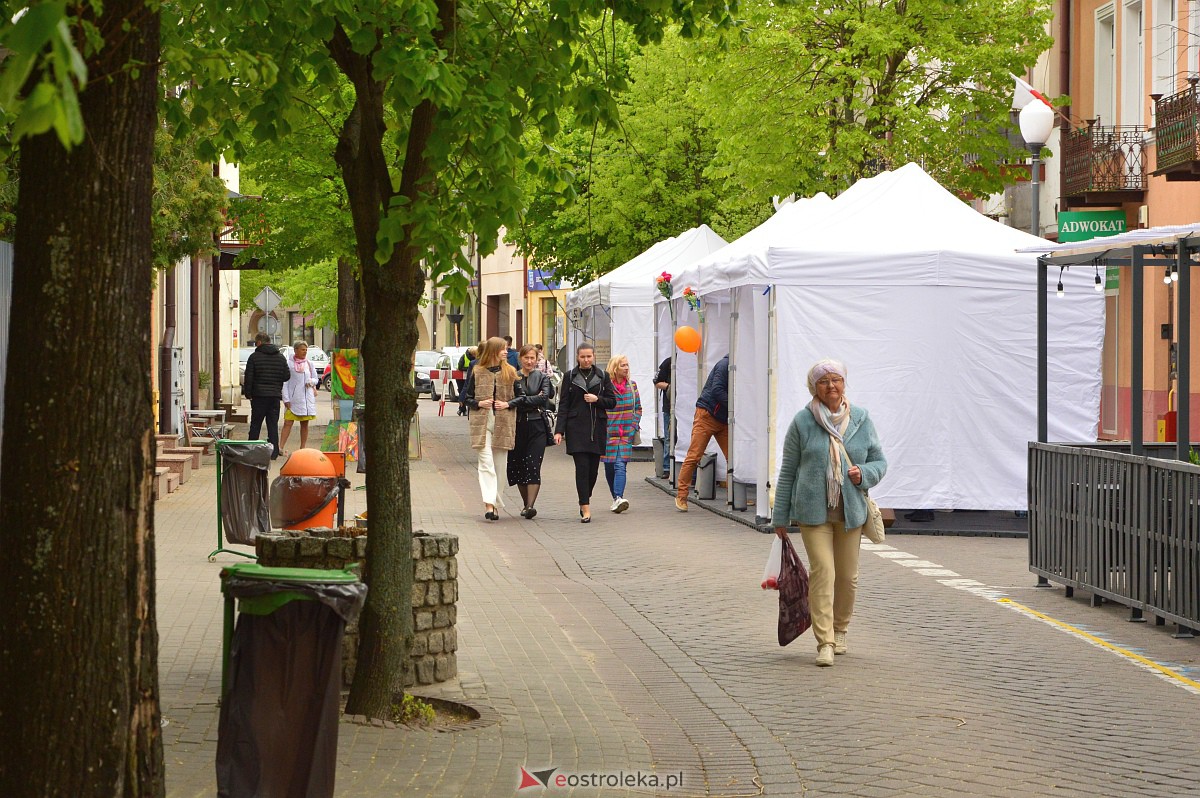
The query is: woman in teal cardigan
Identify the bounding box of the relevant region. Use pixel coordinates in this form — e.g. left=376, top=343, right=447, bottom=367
left=772, top=359, right=886, bottom=668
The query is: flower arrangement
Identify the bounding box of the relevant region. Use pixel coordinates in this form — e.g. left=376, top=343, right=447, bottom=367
left=682, top=286, right=704, bottom=322
left=655, top=271, right=673, bottom=301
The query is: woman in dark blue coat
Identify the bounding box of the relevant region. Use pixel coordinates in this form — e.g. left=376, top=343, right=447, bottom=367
left=554, top=343, right=616, bottom=522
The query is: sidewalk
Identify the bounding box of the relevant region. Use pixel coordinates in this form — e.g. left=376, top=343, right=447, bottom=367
left=158, top=403, right=1200, bottom=796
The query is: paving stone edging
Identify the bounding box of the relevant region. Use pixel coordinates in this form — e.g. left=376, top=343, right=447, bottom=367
left=255, top=527, right=459, bottom=688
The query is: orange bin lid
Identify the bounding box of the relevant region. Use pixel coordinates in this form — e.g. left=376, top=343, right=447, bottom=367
left=279, top=448, right=337, bottom=478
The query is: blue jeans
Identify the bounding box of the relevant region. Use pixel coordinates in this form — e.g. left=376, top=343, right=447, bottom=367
left=604, top=460, right=627, bottom=499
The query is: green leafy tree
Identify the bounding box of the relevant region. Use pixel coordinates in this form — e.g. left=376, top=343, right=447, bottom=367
left=233, top=93, right=361, bottom=344
left=178, top=0, right=739, bottom=721
left=240, top=262, right=339, bottom=333
left=517, top=0, right=1052, bottom=280
left=514, top=32, right=775, bottom=286
left=152, top=125, right=227, bottom=270
left=698, top=0, right=1053, bottom=198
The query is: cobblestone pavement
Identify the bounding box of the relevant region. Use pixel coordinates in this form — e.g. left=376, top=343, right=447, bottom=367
left=158, top=403, right=1200, bottom=797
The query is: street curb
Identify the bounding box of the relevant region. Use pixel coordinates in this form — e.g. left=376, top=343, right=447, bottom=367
left=643, top=476, right=1029, bottom=538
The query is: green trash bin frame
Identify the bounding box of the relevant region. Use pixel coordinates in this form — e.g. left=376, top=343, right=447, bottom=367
left=209, top=439, right=271, bottom=562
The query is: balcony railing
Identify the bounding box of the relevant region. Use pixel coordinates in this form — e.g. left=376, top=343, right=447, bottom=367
left=1153, top=81, right=1200, bottom=177
left=1061, top=124, right=1147, bottom=202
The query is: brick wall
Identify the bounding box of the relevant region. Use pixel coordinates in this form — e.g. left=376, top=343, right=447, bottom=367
left=255, top=527, right=458, bottom=688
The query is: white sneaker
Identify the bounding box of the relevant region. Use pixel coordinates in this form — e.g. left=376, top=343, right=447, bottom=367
left=834, top=631, right=847, bottom=655
left=614, top=497, right=629, bottom=513
left=610, top=498, right=621, bottom=512
left=815, top=644, right=835, bottom=667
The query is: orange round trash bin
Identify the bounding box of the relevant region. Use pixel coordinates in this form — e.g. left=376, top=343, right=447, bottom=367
left=278, top=449, right=339, bottom=530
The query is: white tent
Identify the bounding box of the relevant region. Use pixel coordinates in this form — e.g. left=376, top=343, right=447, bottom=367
left=662, top=163, right=1104, bottom=514
left=566, top=225, right=728, bottom=445
left=656, top=195, right=834, bottom=490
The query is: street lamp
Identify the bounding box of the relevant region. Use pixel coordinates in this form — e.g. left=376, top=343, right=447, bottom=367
left=1019, top=100, right=1055, bottom=239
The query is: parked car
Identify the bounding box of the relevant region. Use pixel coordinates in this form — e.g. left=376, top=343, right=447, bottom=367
left=413, top=350, right=441, bottom=394
left=237, top=346, right=256, bottom=379
left=430, top=346, right=471, bottom=402
left=307, top=346, right=331, bottom=390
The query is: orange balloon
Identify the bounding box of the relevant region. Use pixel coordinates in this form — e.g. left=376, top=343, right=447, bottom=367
left=674, top=325, right=701, bottom=353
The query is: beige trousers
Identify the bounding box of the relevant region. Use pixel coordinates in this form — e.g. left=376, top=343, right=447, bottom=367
left=799, top=519, right=861, bottom=648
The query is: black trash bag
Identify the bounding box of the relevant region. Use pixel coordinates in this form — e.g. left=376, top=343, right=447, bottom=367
left=777, top=535, right=812, bottom=646
left=216, top=577, right=367, bottom=798
left=269, top=476, right=341, bottom=529
left=220, top=442, right=273, bottom=544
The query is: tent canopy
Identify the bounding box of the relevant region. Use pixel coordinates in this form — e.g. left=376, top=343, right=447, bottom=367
left=655, top=163, right=1105, bottom=511
left=565, top=224, right=728, bottom=448
left=566, top=224, right=728, bottom=311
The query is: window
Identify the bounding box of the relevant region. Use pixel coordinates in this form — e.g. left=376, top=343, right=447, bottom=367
left=541, top=297, right=557, bottom=351
left=1097, top=7, right=1117, bottom=125
left=1152, top=0, right=1176, bottom=96
left=1120, top=0, right=1144, bottom=126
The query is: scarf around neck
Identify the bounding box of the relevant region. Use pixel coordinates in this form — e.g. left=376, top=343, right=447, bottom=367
left=292, top=355, right=308, bottom=374
left=809, top=397, right=851, bottom=507
left=612, top=377, right=628, bottom=394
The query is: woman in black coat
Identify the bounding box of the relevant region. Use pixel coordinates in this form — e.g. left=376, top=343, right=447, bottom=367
left=554, top=343, right=616, bottom=522
left=508, top=345, right=554, bottom=518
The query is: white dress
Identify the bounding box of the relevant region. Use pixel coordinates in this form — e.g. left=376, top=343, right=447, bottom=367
left=282, top=357, right=318, bottom=418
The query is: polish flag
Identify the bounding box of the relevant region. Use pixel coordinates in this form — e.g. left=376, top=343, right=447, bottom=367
left=1012, top=74, right=1054, bottom=110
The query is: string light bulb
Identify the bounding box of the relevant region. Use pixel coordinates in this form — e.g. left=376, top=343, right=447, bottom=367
left=1172, top=265, right=1180, bottom=282
left=1056, top=280, right=1064, bottom=297
left=1094, top=271, right=1104, bottom=292
left=1164, top=268, right=1173, bottom=285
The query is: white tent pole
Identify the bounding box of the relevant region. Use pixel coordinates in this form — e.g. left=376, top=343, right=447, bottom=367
left=762, top=285, right=777, bottom=523
left=669, top=302, right=678, bottom=487
left=727, top=288, right=740, bottom=508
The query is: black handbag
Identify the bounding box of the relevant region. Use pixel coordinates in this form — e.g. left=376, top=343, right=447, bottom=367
left=542, top=410, right=557, bottom=446
left=777, top=535, right=812, bottom=646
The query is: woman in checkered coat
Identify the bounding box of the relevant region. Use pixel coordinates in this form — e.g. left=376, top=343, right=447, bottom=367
left=601, top=353, right=642, bottom=513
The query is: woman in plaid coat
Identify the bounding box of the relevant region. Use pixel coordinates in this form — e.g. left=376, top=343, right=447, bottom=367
left=601, top=353, right=642, bottom=513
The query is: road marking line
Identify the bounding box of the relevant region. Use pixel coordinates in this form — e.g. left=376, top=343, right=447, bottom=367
left=996, top=598, right=1200, bottom=695
left=867, top=542, right=1200, bottom=696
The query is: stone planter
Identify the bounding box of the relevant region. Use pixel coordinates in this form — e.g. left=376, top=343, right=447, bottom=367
left=254, top=526, right=458, bottom=688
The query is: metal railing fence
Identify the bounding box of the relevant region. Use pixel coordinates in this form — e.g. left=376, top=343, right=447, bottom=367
left=1153, top=83, right=1200, bottom=173
left=1029, top=443, right=1198, bottom=634
left=1061, top=125, right=1147, bottom=196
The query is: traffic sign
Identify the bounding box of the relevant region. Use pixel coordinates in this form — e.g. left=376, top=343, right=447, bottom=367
left=254, top=286, right=282, bottom=312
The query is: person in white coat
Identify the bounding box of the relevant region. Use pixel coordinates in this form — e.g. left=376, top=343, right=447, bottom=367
left=280, top=340, right=319, bottom=452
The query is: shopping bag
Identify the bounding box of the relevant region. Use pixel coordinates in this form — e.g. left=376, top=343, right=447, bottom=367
left=761, top=536, right=783, bottom=590
left=777, top=536, right=812, bottom=646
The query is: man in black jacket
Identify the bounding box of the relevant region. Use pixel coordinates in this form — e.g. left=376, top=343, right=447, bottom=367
left=243, top=333, right=291, bottom=459
left=675, top=354, right=729, bottom=511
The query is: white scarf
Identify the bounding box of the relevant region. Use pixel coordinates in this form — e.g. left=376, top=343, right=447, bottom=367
left=809, top=397, right=851, bottom=507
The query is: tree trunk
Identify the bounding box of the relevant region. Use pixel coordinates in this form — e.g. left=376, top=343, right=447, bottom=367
left=329, top=28, right=423, bottom=720
left=0, top=3, right=165, bottom=796
left=336, top=255, right=364, bottom=349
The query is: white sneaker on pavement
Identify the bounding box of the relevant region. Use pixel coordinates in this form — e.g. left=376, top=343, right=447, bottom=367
left=815, top=644, right=835, bottom=667
left=614, top=497, right=629, bottom=513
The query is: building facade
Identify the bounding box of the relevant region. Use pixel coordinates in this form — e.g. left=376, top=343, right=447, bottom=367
left=1060, top=0, right=1200, bottom=440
